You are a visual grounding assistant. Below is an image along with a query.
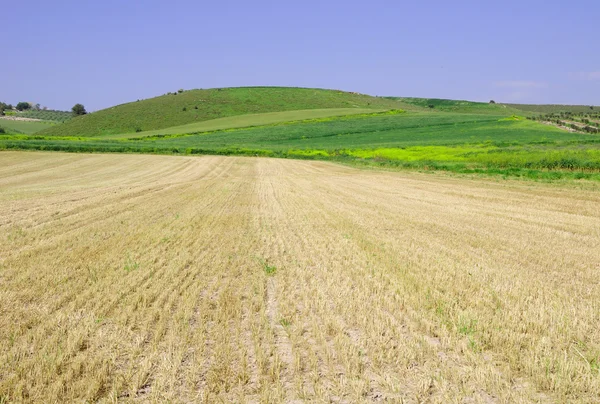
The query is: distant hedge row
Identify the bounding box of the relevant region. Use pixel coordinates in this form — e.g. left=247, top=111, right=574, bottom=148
left=19, top=110, right=72, bottom=122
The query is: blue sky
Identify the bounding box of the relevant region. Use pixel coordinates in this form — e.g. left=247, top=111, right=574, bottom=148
left=2, top=0, right=599, bottom=111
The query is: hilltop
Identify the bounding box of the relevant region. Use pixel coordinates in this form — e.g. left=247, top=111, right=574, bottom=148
left=38, top=87, right=411, bottom=137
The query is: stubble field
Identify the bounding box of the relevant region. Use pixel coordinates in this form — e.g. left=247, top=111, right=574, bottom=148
left=1, top=151, right=599, bottom=403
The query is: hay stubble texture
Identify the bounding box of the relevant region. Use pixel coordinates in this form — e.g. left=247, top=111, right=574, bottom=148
left=1, top=152, right=599, bottom=402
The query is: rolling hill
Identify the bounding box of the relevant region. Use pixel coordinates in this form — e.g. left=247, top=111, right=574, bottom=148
left=38, top=87, right=412, bottom=137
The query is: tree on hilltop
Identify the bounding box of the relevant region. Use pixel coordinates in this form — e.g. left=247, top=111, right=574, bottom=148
left=72, top=103, right=87, bottom=116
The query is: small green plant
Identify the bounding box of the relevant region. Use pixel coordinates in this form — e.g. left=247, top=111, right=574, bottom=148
left=182, top=107, right=187, bottom=112
left=468, top=336, right=481, bottom=352
left=86, top=266, right=98, bottom=283
left=458, top=317, right=477, bottom=336
left=591, top=357, right=600, bottom=373
left=258, top=258, right=277, bottom=275
left=124, top=255, right=140, bottom=272
left=280, top=318, right=291, bottom=327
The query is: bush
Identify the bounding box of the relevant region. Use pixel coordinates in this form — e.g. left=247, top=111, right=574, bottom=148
left=182, top=107, right=187, bottom=112
left=0, top=127, right=5, bottom=134
left=489, top=100, right=496, bottom=104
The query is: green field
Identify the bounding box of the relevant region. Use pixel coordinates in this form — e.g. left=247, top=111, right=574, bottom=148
left=39, top=87, right=411, bottom=137
left=3, top=110, right=600, bottom=180
left=0, top=119, right=55, bottom=134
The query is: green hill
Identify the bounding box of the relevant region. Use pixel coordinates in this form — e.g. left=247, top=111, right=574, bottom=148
left=39, top=87, right=411, bottom=137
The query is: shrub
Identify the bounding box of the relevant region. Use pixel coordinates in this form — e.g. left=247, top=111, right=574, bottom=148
left=178, top=89, right=184, bottom=93
left=489, top=100, right=496, bottom=104
left=182, top=107, right=187, bottom=112
left=0, top=127, right=5, bottom=134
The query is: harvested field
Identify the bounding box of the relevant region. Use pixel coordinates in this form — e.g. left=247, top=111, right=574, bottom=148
left=1, top=151, right=599, bottom=402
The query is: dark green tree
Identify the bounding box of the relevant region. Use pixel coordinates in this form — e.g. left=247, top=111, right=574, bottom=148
left=72, top=103, right=87, bottom=116
left=16, top=102, right=31, bottom=111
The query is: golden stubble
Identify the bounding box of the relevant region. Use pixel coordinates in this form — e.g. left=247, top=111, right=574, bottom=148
left=0, top=151, right=599, bottom=403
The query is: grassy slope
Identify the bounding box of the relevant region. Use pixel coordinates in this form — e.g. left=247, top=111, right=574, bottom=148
left=505, top=103, right=600, bottom=114
left=102, top=108, right=385, bottom=139
left=0, top=119, right=55, bottom=134
left=387, top=97, right=524, bottom=115
left=392, top=98, right=600, bottom=116
left=39, top=87, right=410, bottom=137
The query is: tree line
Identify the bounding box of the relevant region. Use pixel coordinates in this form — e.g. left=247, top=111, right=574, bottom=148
left=1, top=101, right=87, bottom=117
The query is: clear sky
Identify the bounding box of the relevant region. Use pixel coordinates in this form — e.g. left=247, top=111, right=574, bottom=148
left=2, top=0, right=599, bottom=111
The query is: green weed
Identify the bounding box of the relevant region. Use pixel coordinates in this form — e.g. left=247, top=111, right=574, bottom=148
left=258, top=258, right=277, bottom=275
left=124, top=255, right=140, bottom=273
